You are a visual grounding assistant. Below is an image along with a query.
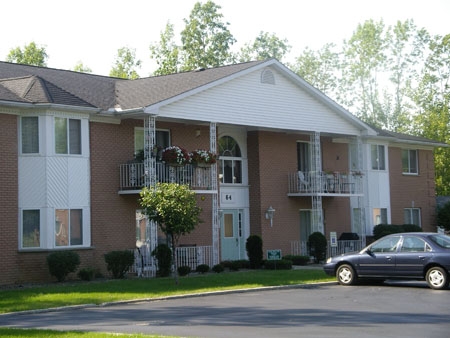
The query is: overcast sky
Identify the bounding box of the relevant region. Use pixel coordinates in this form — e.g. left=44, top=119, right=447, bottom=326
left=1, top=0, right=448, bottom=77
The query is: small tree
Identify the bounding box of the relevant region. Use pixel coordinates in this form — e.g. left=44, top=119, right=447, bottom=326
left=246, top=235, right=263, bottom=269
left=140, top=183, right=201, bottom=283
left=308, top=232, right=327, bottom=263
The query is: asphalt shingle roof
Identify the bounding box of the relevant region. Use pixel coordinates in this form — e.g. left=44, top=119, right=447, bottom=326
left=0, top=60, right=265, bottom=110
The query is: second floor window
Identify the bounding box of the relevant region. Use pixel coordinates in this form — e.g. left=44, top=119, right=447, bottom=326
left=297, top=142, right=311, bottom=172
left=55, top=117, right=81, bottom=154
left=21, top=116, right=39, bottom=154
left=218, top=136, right=242, bottom=184
left=371, top=144, right=386, bottom=170
left=402, top=149, right=418, bottom=174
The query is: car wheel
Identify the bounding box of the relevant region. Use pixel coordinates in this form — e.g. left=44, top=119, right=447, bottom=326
left=336, top=264, right=356, bottom=286
left=426, top=266, right=448, bottom=290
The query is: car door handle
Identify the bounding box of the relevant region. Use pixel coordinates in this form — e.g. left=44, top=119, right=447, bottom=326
left=419, top=256, right=426, bottom=260
left=386, top=256, right=392, bottom=260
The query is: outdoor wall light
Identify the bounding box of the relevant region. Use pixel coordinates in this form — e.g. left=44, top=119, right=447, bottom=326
left=265, top=206, right=276, bottom=227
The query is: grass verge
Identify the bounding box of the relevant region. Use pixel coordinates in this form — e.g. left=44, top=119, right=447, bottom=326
left=0, top=328, right=174, bottom=337
left=0, top=269, right=332, bottom=314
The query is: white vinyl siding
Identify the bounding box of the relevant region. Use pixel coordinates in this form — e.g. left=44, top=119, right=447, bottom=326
left=19, top=114, right=91, bottom=250
left=156, top=67, right=361, bottom=136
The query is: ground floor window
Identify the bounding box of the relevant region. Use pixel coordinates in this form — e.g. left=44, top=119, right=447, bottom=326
left=22, top=210, right=40, bottom=248
left=55, top=209, right=83, bottom=246
left=300, top=210, right=312, bottom=241
left=404, top=208, right=421, bottom=227
left=373, top=208, right=388, bottom=225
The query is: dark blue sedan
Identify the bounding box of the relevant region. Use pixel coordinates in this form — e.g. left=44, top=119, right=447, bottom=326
left=323, top=232, right=450, bottom=290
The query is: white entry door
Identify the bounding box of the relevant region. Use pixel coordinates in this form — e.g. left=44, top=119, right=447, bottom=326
left=220, top=209, right=245, bottom=261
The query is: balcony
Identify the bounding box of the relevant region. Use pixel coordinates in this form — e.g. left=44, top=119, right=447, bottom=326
left=119, top=162, right=215, bottom=193
left=288, top=171, right=363, bottom=196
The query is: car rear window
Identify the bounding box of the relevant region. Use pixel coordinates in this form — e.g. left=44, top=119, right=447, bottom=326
left=429, top=234, right=450, bottom=248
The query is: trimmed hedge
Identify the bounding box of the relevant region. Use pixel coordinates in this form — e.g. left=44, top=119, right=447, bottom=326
left=373, top=224, right=422, bottom=240
left=104, top=250, right=134, bottom=279
left=177, top=265, right=191, bottom=276
left=47, top=251, right=80, bottom=282
left=283, top=255, right=310, bottom=266
left=264, top=259, right=292, bottom=270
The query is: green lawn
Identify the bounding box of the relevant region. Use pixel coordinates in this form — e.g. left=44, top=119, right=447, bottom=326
left=0, top=269, right=332, bottom=338
left=0, top=269, right=332, bottom=314
left=0, top=328, right=174, bottom=338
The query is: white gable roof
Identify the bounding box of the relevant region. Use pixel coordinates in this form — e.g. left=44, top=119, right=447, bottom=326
left=144, top=59, right=375, bottom=137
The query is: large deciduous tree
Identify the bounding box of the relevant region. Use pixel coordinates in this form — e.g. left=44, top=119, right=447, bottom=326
left=341, top=19, right=389, bottom=127
left=149, top=22, right=181, bottom=76
left=236, top=31, right=291, bottom=62
left=140, top=183, right=201, bottom=283
left=6, top=42, right=48, bottom=66
left=109, top=47, right=141, bottom=79
left=413, top=34, right=450, bottom=195
left=290, top=43, right=340, bottom=97
left=180, top=0, right=236, bottom=70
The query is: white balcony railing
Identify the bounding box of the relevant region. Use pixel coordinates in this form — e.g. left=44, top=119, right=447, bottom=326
left=120, top=162, right=214, bottom=191
left=288, top=171, right=363, bottom=195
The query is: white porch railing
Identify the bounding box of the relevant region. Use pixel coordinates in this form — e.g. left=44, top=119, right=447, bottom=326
left=288, top=171, right=364, bottom=195
left=120, top=162, right=213, bottom=191
left=290, top=237, right=366, bottom=259
left=129, top=245, right=214, bottom=278
left=176, top=245, right=214, bottom=271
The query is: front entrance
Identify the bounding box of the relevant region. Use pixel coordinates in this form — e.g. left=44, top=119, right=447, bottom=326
left=220, top=209, right=245, bottom=261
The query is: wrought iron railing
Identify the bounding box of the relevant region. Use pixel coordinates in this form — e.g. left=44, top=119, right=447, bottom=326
left=129, top=245, right=214, bottom=278
left=290, top=237, right=366, bottom=260
left=288, top=171, right=364, bottom=195
left=119, top=162, right=214, bottom=191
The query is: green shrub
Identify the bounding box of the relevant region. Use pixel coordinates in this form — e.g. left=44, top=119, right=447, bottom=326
left=77, top=267, right=96, bottom=281
left=212, top=264, right=224, bottom=273
left=46, top=251, right=80, bottom=282
left=221, top=259, right=249, bottom=271
left=246, top=235, right=263, bottom=269
left=196, top=264, right=210, bottom=274
left=373, top=224, right=423, bottom=240
left=437, top=201, right=450, bottom=231
left=264, top=259, right=292, bottom=270
left=177, top=265, right=191, bottom=276
left=152, top=244, right=172, bottom=277
left=283, top=255, right=310, bottom=265
left=104, top=250, right=134, bottom=279
left=308, top=232, right=327, bottom=263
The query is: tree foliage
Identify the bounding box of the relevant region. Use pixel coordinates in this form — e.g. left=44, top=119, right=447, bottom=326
left=237, top=31, right=291, bottom=62
left=437, top=201, right=450, bottom=231
left=149, top=22, right=181, bottom=76
left=290, top=43, right=340, bottom=95
left=73, top=61, right=92, bottom=73
left=109, top=47, right=141, bottom=79
left=412, top=34, right=450, bottom=195
left=140, top=183, right=201, bottom=282
left=6, top=41, right=48, bottom=66
left=180, top=0, right=236, bottom=70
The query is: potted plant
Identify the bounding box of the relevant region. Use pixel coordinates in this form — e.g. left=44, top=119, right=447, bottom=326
left=161, top=146, right=190, bottom=166
left=190, top=149, right=217, bottom=167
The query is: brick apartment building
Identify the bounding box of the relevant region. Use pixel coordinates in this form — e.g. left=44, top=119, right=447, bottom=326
left=0, top=59, right=444, bottom=285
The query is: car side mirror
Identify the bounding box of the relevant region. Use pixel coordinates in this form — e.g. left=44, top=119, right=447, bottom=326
left=365, top=248, right=375, bottom=257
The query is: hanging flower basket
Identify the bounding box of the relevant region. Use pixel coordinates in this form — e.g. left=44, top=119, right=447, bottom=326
left=161, top=146, right=191, bottom=166
left=190, top=149, right=217, bottom=167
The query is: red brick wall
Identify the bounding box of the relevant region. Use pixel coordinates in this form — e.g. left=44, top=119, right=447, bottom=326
left=0, top=114, right=19, bottom=285
left=389, top=147, right=436, bottom=231
left=248, top=131, right=356, bottom=256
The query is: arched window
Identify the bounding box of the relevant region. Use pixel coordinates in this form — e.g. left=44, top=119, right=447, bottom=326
left=218, top=136, right=242, bottom=184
